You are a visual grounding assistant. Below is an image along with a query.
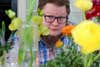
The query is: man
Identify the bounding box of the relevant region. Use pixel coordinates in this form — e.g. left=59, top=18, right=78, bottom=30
left=38, top=0, right=72, bottom=66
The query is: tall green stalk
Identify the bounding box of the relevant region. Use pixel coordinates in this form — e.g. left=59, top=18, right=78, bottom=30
left=18, top=0, right=39, bottom=67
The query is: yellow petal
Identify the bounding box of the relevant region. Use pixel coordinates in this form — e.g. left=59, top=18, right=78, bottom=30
left=9, top=24, right=17, bottom=31
left=39, top=24, right=49, bottom=35
left=74, top=0, right=93, bottom=11
left=31, top=16, right=43, bottom=25
left=71, top=20, right=100, bottom=54
left=6, top=9, right=16, bottom=18
left=9, top=18, right=22, bottom=31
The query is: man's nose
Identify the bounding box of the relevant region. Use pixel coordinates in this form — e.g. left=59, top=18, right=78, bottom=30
left=52, top=19, right=58, bottom=25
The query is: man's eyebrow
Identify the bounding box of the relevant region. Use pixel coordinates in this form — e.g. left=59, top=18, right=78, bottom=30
left=44, top=15, right=67, bottom=17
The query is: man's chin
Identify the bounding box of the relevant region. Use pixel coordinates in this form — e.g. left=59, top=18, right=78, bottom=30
left=50, top=32, right=61, bottom=36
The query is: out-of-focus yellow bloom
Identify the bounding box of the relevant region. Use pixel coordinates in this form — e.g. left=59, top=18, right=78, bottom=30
left=31, top=16, right=43, bottom=25
left=39, top=24, right=49, bottom=35
left=5, top=9, right=16, bottom=19
left=38, top=9, right=43, bottom=16
left=74, top=0, right=93, bottom=11
left=71, top=20, right=100, bottom=54
left=9, top=18, right=22, bottom=31
left=32, top=16, right=49, bottom=36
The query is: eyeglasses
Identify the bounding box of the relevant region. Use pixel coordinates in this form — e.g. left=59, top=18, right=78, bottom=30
left=43, top=15, right=68, bottom=24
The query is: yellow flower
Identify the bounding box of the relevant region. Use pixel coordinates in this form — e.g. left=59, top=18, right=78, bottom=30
left=74, top=0, right=93, bottom=11
left=31, top=16, right=43, bottom=25
left=5, top=9, right=16, bottom=19
left=32, top=16, right=49, bottom=35
left=9, top=18, right=22, bottom=31
left=71, top=20, right=100, bottom=54
left=39, top=24, right=49, bottom=35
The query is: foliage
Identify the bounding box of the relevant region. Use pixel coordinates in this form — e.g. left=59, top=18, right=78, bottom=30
left=6, top=0, right=39, bottom=67
left=16, top=0, right=38, bottom=67
left=31, top=9, right=49, bottom=36
left=46, top=42, right=100, bottom=67
left=0, top=9, right=17, bottom=66
left=46, top=44, right=83, bottom=67
left=7, top=1, right=48, bottom=67
left=0, top=22, right=12, bottom=57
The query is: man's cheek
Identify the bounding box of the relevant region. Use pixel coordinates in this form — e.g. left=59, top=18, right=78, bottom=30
left=43, top=21, right=50, bottom=27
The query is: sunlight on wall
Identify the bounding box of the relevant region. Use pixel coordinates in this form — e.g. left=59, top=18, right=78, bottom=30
left=69, top=0, right=83, bottom=25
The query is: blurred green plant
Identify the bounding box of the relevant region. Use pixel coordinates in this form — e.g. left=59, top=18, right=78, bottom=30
left=46, top=43, right=83, bottom=67
left=31, top=8, right=49, bottom=36
left=7, top=1, right=49, bottom=67
left=46, top=43, right=100, bottom=67
left=9, top=0, right=45, bottom=67
left=0, top=9, right=17, bottom=66
left=0, top=22, right=11, bottom=57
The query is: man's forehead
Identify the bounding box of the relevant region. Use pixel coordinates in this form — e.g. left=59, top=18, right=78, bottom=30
left=43, top=3, right=67, bottom=16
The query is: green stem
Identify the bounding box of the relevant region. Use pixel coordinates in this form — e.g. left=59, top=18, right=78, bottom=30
left=96, top=16, right=100, bottom=23
left=93, top=52, right=100, bottom=62
left=87, top=54, right=93, bottom=67
left=26, top=0, right=37, bottom=23
left=18, top=0, right=39, bottom=67
left=82, top=11, right=86, bottom=20
left=84, top=55, right=88, bottom=67
left=84, top=52, right=100, bottom=67
left=29, top=47, right=34, bottom=67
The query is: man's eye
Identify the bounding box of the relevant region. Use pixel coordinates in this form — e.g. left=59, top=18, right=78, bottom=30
left=58, top=17, right=65, bottom=20
left=47, top=16, right=54, bottom=19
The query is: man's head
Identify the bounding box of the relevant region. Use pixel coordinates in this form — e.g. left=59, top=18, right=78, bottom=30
left=38, top=0, right=70, bottom=15
left=38, top=0, right=70, bottom=36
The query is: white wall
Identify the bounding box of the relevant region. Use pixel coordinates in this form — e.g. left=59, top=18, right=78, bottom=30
left=17, top=0, right=26, bottom=21
left=69, top=0, right=83, bottom=25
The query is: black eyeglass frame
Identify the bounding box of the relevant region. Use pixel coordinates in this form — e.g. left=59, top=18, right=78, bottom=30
left=43, top=15, right=68, bottom=24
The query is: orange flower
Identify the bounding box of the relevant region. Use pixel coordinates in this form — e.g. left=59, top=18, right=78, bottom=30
left=62, top=25, right=75, bottom=36
left=55, top=39, right=63, bottom=48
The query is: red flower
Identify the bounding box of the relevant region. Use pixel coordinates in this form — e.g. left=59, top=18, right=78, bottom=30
left=85, top=0, right=100, bottom=19
left=92, top=0, right=100, bottom=6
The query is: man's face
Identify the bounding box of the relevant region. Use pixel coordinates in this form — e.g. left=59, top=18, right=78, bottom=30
left=42, top=3, right=68, bottom=36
